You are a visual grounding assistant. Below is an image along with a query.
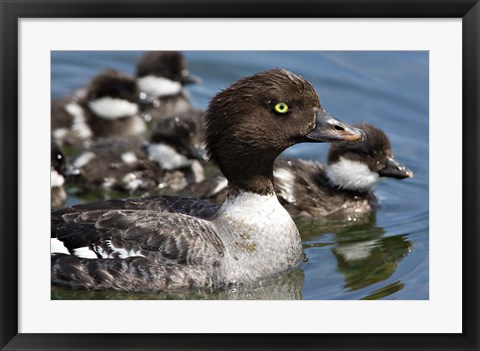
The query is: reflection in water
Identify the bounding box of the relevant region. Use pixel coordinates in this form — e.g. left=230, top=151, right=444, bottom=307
left=297, top=214, right=412, bottom=298
left=52, top=269, right=305, bottom=300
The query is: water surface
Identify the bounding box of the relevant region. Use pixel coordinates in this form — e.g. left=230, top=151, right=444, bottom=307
left=51, top=51, right=429, bottom=300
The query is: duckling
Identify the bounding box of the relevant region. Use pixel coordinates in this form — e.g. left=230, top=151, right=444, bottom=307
left=136, top=51, right=200, bottom=122
left=51, top=69, right=145, bottom=147
left=51, top=141, right=67, bottom=208
left=274, top=123, right=413, bottom=219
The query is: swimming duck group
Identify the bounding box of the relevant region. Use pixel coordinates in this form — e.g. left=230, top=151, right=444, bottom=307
left=51, top=52, right=413, bottom=292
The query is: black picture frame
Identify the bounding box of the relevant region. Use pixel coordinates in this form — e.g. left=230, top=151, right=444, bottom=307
left=1, top=1, right=478, bottom=350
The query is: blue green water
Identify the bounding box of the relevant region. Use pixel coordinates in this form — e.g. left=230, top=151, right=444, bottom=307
left=51, top=51, right=428, bottom=300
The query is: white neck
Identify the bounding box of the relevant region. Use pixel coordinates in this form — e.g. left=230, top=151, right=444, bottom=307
left=147, top=143, right=192, bottom=170
left=88, top=97, right=138, bottom=120
left=217, top=191, right=294, bottom=229
left=326, top=157, right=380, bottom=192
left=137, top=75, right=182, bottom=97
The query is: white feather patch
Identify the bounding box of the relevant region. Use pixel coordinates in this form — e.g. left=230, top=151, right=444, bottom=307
left=273, top=168, right=296, bottom=203
left=137, top=75, right=182, bottom=97
left=121, top=152, right=137, bottom=165
left=52, top=128, right=69, bottom=141
left=103, top=240, right=145, bottom=258
left=130, top=116, right=147, bottom=135
left=66, top=103, right=93, bottom=139
left=51, top=238, right=70, bottom=255
left=210, top=177, right=228, bottom=196
left=73, top=246, right=98, bottom=259
left=147, top=143, right=192, bottom=170
left=50, top=169, right=65, bottom=188
left=326, top=157, right=380, bottom=191
left=218, top=192, right=292, bottom=228
left=73, top=151, right=96, bottom=169
left=121, top=173, right=144, bottom=192
left=191, top=160, right=205, bottom=183
left=88, top=97, right=138, bottom=120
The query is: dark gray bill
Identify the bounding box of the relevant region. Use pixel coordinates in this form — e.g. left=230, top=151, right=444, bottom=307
left=305, top=109, right=365, bottom=142
left=379, top=156, right=414, bottom=179
left=180, top=70, right=201, bottom=85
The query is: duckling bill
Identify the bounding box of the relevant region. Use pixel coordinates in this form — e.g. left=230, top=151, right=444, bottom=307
left=51, top=69, right=363, bottom=292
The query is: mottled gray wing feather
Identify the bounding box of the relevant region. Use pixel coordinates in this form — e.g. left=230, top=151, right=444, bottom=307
left=52, top=200, right=226, bottom=291
left=54, top=208, right=224, bottom=265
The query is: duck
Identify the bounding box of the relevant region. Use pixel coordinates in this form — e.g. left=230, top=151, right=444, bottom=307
left=274, top=123, right=413, bottom=219
left=51, top=69, right=364, bottom=291
left=188, top=123, right=413, bottom=219
left=51, top=141, right=67, bottom=208
left=136, top=51, right=200, bottom=122
left=51, top=69, right=146, bottom=147
left=69, top=111, right=205, bottom=194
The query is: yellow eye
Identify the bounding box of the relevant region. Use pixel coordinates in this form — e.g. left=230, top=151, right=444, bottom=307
left=274, top=102, right=289, bottom=114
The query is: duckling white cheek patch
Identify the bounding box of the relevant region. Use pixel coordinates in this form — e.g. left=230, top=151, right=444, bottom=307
left=50, top=170, right=65, bottom=188
left=65, top=103, right=93, bottom=139
left=121, top=152, right=138, bottom=165
left=326, top=158, right=380, bottom=191
left=137, top=75, right=182, bottom=97
left=147, top=143, right=192, bottom=170
left=88, top=97, right=138, bottom=120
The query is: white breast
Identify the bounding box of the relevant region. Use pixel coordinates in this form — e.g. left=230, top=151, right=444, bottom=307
left=216, top=191, right=301, bottom=283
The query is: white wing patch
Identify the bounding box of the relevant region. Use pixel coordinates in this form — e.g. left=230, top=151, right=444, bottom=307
left=137, top=75, right=182, bottom=97
left=51, top=238, right=70, bottom=255
left=94, top=240, right=145, bottom=259
left=73, top=246, right=97, bottom=259
left=326, top=157, right=380, bottom=192
left=88, top=97, right=138, bottom=120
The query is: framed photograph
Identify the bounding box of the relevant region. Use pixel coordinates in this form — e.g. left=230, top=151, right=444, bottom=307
left=1, top=1, right=478, bottom=350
